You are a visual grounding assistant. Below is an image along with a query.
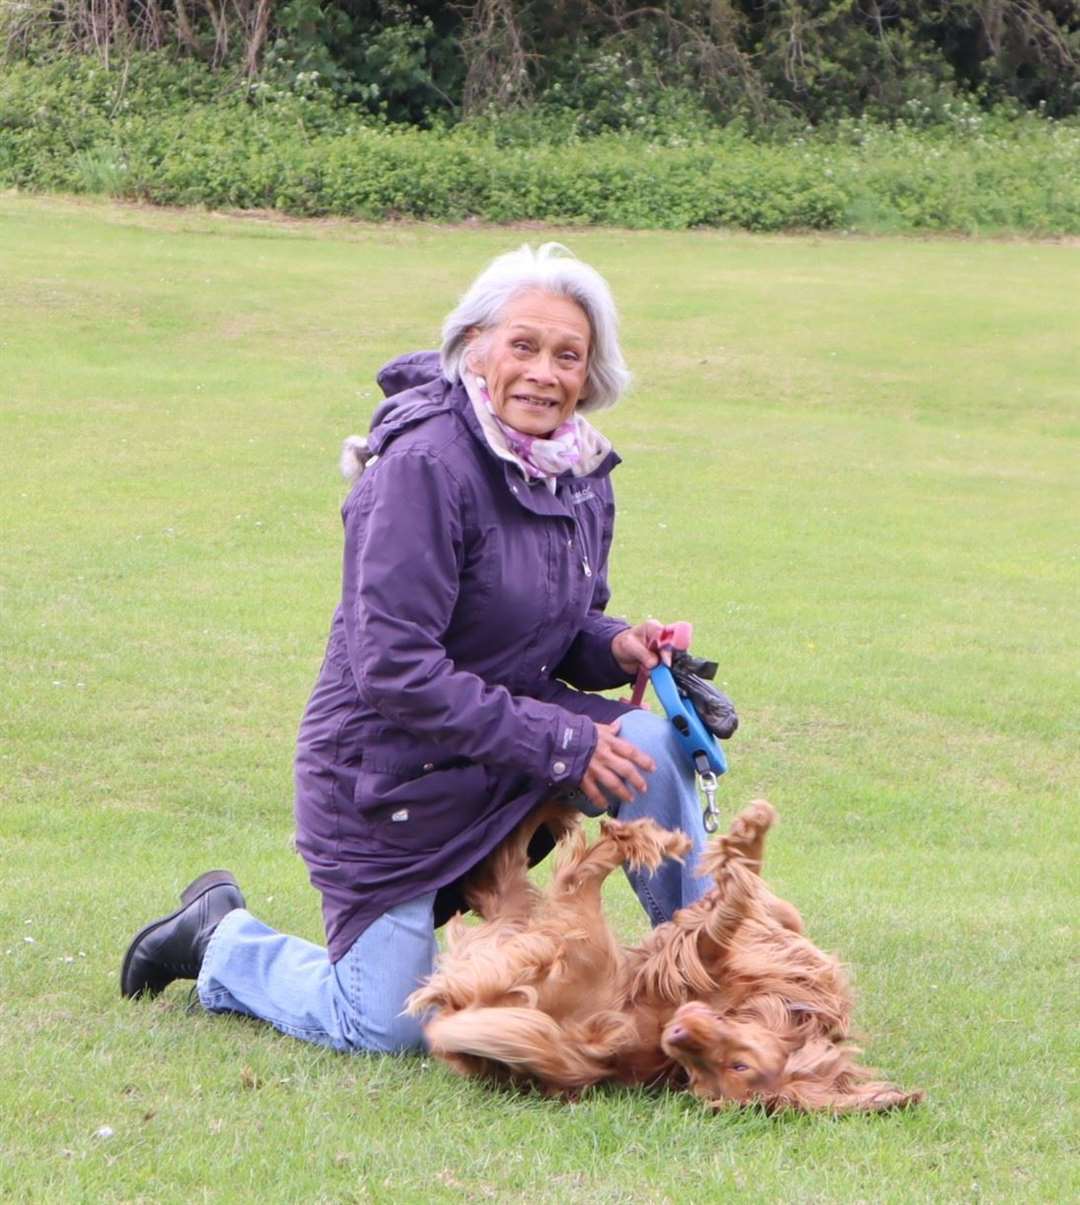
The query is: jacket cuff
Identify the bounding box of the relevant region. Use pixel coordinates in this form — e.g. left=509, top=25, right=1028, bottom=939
left=545, top=713, right=597, bottom=788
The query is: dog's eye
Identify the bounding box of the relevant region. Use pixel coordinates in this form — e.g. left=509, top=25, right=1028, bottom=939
left=729, top=1062, right=751, bottom=1073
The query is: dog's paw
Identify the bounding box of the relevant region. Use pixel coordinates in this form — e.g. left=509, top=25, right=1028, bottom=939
left=716, top=800, right=777, bottom=868
left=729, top=800, right=777, bottom=842
left=600, top=818, right=692, bottom=871
left=661, top=828, right=694, bottom=862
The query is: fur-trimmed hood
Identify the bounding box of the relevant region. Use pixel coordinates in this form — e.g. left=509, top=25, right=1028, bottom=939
left=340, top=351, right=445, bottom=482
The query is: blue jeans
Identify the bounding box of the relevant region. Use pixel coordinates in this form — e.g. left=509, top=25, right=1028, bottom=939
left=197, top=709, right=710, bottom=1052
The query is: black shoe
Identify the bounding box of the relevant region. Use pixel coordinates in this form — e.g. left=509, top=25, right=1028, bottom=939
left=120, top=870, right=245, bottom=999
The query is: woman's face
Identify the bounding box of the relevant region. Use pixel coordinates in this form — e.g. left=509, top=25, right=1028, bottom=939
left=467, top=290, right=591, bottom=436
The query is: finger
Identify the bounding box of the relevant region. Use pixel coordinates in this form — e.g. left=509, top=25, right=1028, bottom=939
left=618, top=633, right=655, bottom=672
left=589, top=758, right=640, bottom=802
left=596, top=768, right=635, bottom=803
left=609, top=757, right=649, bottom=795
left=583, top=771, right=627, bottom=806
left=647, top=619, right=675, bottom=665
left=594, top=747, right=650, bottom=797
left=641, top=618, right=664, bottom=643
left=637, top=622, right=663, bottom=656
left=580, top=776, right=608, bottom=811
left=635, top=638, right=659, bottom=670
left=608, top=736, right=656, bottom=773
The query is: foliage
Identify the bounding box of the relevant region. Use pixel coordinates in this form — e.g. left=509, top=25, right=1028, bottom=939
left=1, top=1, right=1077, bottom=124
left=261, top=1, right=464, bottom=121
left=2, top=53, right=1079, bottom=234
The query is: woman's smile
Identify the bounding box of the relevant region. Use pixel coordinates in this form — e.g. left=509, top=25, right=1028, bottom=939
left=511, top=393, right=560, bottom=409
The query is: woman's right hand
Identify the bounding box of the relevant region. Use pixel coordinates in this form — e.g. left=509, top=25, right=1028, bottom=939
left=579, top=719, right=655, bottom=812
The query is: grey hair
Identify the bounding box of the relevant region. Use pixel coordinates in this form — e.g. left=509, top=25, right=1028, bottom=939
left=440, top=243, right=630, bottom=412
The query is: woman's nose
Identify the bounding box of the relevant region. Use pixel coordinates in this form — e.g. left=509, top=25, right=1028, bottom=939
left=526, top=351, right=557, bottom=383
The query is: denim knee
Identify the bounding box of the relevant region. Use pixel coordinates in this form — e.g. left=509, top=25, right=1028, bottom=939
left=332, top=895, right=437, bottom=1054
left=620, top=709, right=694, bottom=779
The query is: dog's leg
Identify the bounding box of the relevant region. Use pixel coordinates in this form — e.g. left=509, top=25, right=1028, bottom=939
left=697, top=800, right=803, bottom=934
left=550, top=818, right=692, bottom=906
left=629, top=838, right=761, bottom=1003
left=694, top=814, right=768, bottom=953
left=410, top=805, right=587, bottom=1023
left=693, top=799, right=802, bottom=933
left=698, top=800, right=777, bottom=880
left=464, top=800, right=580, bottom=922
left=717, top=799, right=777, bottom=873
left=406, top=920, right=566, bottom=1018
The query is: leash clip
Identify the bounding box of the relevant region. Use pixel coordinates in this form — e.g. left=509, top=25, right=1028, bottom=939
left=699, top=770, right=720, bottom=834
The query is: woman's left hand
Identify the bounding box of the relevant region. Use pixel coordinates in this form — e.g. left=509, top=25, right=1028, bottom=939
left=611, top=620, right=672, bottom=676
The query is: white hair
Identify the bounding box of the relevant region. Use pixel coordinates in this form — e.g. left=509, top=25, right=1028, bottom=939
left=440, top=243, right=630, bottom=412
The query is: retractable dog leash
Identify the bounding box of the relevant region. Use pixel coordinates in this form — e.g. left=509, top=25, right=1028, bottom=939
left=630, top=622, right=737, bottom=833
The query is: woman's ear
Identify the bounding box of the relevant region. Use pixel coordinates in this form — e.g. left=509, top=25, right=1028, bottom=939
left=463, top=326, right=484, bottom=375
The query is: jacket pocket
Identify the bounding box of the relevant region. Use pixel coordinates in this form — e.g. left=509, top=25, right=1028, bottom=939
left=353, top=760, right=492, bottom=852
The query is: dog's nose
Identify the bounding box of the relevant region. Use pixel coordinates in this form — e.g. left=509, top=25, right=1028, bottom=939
left=664, top=1024, right=690, bottom=1048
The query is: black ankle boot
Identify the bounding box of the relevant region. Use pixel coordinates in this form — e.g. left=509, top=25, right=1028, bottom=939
left=120, top=870, right=245, bottom=999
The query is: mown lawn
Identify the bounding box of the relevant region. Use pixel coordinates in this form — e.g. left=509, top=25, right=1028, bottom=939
left=1, top=195, right=1077, bottom=1203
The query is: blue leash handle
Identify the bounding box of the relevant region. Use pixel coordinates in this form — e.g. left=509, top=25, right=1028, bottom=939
left=650, top=663, right=728, bottom=778
left=560, top=661, right=727, bottom=823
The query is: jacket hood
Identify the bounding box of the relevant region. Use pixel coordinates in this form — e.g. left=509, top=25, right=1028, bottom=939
left=339, top=351, right=448, bottom=481
left=373, top=350, right=443, bottom=421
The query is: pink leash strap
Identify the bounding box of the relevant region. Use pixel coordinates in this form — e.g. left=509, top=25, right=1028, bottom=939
left=629, top=621, right=693, bottom=707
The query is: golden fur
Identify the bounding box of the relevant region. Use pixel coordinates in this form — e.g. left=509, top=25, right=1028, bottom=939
left=408, top=800, right=922, bottom=1113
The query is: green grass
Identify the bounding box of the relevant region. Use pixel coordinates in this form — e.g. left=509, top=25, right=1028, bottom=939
left=1, top=195, right=1078, bottom=1202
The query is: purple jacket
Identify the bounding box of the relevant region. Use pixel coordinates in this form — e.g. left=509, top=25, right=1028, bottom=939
left=294, top=352, right=634, bottom=961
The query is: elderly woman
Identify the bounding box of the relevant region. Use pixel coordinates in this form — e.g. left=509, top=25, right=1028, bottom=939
left=121, top=245, right=711, bottom=1052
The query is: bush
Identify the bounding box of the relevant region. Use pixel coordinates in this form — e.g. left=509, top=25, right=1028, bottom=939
left=2, top=54, right=1078, bottom=235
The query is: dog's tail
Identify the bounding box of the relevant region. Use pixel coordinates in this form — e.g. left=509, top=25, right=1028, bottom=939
left=425, top=1007, right=612, bottom=1091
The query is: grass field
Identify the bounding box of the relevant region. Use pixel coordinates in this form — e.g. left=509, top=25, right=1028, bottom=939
left=1, top=195, right=1077, bottom=1203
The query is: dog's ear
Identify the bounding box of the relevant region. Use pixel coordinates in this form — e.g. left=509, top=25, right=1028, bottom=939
left=763, top=1079, right=909, bottom=1114
left=787, top=1082, right=925, bottom=1115
left=844, top=1085, right=924, bottom=1113
left=767, top=1039, right=923, bottom=1114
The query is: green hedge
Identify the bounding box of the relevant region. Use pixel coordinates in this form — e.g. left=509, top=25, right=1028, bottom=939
left=2, top=56, right=1078, bottom=234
